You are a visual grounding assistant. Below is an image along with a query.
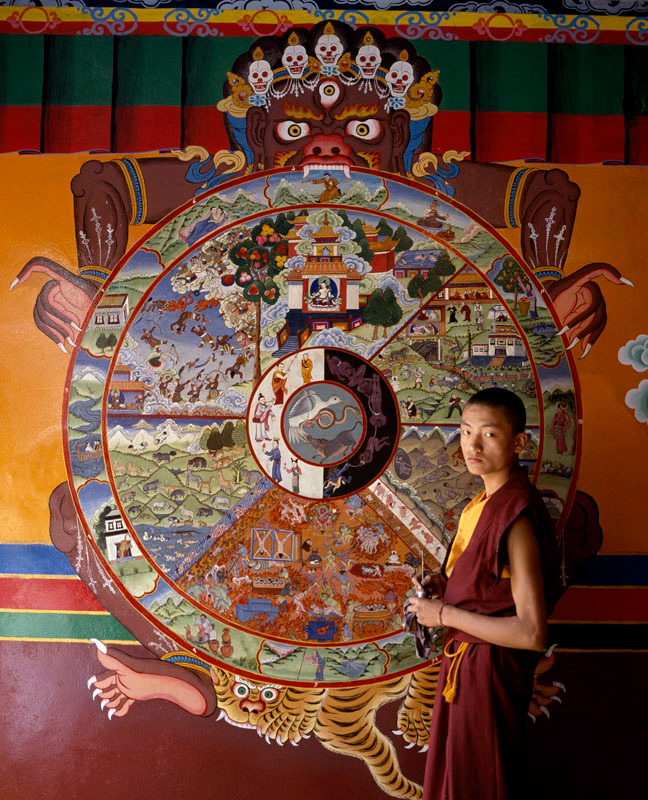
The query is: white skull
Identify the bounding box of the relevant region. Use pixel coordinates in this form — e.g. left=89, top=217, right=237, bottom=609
left=249, top=59, right=273, bottom=95
left=356, top=45, right=381, bottom=79
left=386, top=61, right=414, bottom=97
left=315, top=34, right=343, bottom=66
left=282, top=45, right=308, bottom=78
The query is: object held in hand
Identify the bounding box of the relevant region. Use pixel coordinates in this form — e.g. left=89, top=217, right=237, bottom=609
left=403, top=591, right=444, bottom=658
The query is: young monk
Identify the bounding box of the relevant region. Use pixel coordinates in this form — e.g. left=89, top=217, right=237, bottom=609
left=406, top=388, right=557, bottom=799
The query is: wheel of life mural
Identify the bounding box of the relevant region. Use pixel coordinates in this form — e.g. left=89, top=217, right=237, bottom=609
left=64, top=167, right=581, bottom=686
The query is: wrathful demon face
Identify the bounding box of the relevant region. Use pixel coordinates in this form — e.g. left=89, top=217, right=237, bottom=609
left=246, top=76, right=410, bottom=175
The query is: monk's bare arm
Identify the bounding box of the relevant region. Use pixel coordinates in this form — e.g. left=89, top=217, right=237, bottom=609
left=407, top=516, right=547, bottom=651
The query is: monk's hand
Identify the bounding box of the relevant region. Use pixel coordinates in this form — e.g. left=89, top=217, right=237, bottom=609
left=406, top=595, right=443, bottom=628
left=412, top=569, right=443, bottom=597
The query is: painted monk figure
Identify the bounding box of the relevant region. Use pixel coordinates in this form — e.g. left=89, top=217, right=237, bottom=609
left=407, top=388, right=558, bottom=799
left=301, top=353, right=313, bottom=383
left=549, top=401, right=572, bottom=455
left=310, top=172, right=340, bottom=202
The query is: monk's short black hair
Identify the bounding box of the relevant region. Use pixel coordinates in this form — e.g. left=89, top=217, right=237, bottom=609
left=465, top=388, right=526, bottom=434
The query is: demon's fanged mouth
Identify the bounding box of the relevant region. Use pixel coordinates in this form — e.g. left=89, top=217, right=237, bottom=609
left=302, top=164, right=351, bottom=179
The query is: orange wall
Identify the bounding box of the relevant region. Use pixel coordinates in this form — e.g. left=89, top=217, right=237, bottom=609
left=0, top=154, right=646, bottom=552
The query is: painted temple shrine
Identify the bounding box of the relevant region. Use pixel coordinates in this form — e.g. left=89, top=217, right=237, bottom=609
left=275, top=214, right=364, bottom=353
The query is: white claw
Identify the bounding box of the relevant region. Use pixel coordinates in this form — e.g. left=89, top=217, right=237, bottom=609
left=540, top=706, right=550, bottom=719
left=265, top=733, right=272, bottom=745
left=9, top=277, right=18, bottom=290
left=256, top=728, right=263, bottom=737
left=107, top=708, right=116, bottom=721
left=90, top=638, right=108, bottom=654
left=101, top=699, right=109, bottom=711
left=87, top=675, right=97, bottom=689
left=290, top=740, right=299, bottom=747
left=66, top=336, right=76, bottom=348
left=405, top=742, right=416, bottom=749
left=277, top=738, right=284, bottom=747
left=57, top=342, right=68, bottom=353
left=392, top=729, right=404, bottom=736
left=70, top=321, right=83, bottom=331
left=545, top=643, right=558, bottom=657
left=553, top=681, right=566, bottom=692
left=528, top=713, right=536, bottom=723
left=217, top=709, right=226, bottom=722
left=419, top=745, right=428, bottom=754
left=302, top=734, right=310, bottom=740
left=566, top=336, right=580, bottom=351
left=579, top=342, right=592, bottom=359
left=92, top=688, right=101, bottom=701
left=556, top=324, right=570, bottom=336
left=620, top=276, right=634, bottom=286
left=550, top=695, right=562, bottom=705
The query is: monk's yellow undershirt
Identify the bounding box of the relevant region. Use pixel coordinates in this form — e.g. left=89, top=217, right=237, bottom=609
left=445, top=491, right=511, bottom=578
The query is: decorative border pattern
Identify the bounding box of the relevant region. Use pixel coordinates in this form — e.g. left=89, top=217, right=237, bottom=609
left=0, top=7, right=646, bottom=43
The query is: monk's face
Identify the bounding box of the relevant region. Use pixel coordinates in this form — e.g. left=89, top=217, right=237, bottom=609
left=460, top=403, right=527, bottom=484
left=246, top=77, right=410, bottom=176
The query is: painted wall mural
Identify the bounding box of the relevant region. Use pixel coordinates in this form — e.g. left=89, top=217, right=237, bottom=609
left=2, top=6, right=646, bottom=799
left=51, top=164, right=587, bottom=795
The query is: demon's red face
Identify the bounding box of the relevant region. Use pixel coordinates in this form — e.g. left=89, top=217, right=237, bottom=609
left=246, top=77, right=410, bottom=176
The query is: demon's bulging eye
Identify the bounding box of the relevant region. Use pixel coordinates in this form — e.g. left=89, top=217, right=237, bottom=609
left=319, top=81, right=341, bottom=108
left=233, top=682, right=250, bottom=699
left=346, top=119, right=381, bottom=140
left=276, top=121, right=311, bottom=141
left=261, top=687, right=279, bottom=701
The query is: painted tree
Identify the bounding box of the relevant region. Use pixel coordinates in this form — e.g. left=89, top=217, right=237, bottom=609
left=350, top=218, right=374, bottom=263
left=96, top=332, right=117, bottom=354
left=494, top=256, right=526, bottom=309
left=407, top=272, right=442, bottom=307
left=93, top=504, right=115, bottom=553
left=393, top=225, right=414, bottom=253
left=228, top=219, right=288, bottom=382
left=431, top=248, right=456, bottom=278
left=376, top=218, right=393, bottom=238
left=546, top=387, right=576, bottom=414
left=363, top=288, right=403, bottom=339
left=201, top=421, right=236, bottom=455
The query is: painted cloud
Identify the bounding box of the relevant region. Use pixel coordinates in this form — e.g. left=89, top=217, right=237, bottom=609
left=625, top=380, right=648, bottom=424
left=618, top=334, right=648, bottom=372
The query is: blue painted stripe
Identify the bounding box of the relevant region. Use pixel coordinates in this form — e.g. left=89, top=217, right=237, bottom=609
left=2, top=547, right=646, bottom=587
left=573, top=555, right=648, bottom=587
left=0, top=544, right=76, bottom=576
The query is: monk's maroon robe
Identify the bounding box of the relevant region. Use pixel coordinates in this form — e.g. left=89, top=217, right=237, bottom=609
left=423, top=469, right=557, bottom=800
